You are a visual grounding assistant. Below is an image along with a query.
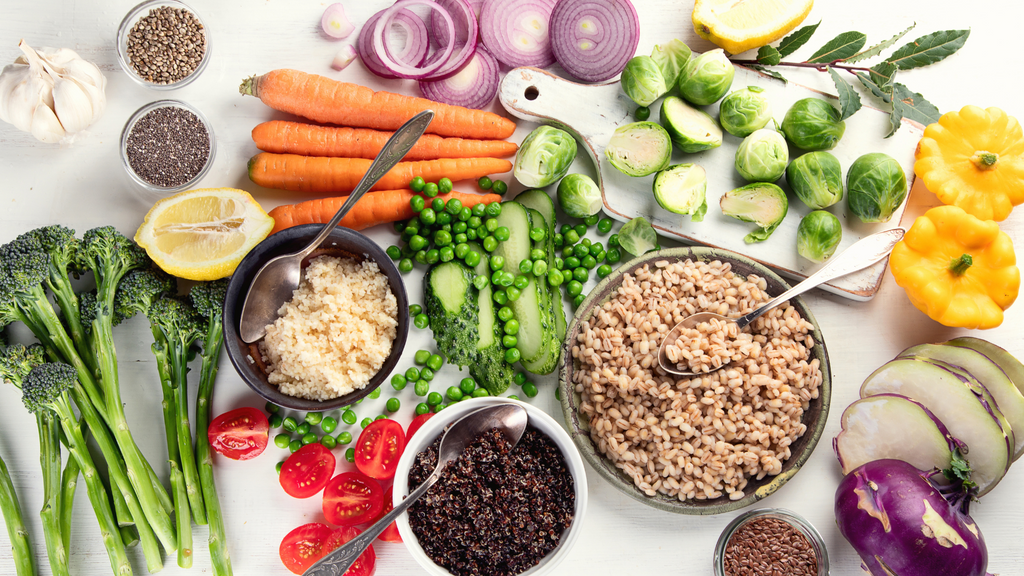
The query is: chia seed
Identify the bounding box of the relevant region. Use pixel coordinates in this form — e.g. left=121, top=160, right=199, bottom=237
left=126, top=106, right=210, bottom=188
left=723, top=517, right=818, bottom=576
left=127, top=5, right=206, bottom=85
left=408, top=426, right=575, bottom=576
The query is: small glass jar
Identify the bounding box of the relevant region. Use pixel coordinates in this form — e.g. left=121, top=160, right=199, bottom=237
left=116, top=0, right=211, bottom=90
left=714, top=508, right=829, bottom=576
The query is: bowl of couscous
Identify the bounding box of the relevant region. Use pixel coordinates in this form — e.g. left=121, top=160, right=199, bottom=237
left=223, top=224, right=410, bottom=411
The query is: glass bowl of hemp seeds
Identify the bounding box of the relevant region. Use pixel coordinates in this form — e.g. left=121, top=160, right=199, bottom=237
left=714, top=508, right=829, bottom=576
left=120, top=100, right=216, bottom=197
left=116, top=0, right=210, bottom=89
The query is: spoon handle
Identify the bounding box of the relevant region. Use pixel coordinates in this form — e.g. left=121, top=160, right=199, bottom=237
left=299, top=110, right=435, bottom=259
left=736, top=228, right=906, bottom=329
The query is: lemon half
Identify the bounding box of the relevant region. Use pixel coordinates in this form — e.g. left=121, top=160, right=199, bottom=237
left=693, top=0, right=814, bottom=56
left=135, top=187, right=275, bottom=281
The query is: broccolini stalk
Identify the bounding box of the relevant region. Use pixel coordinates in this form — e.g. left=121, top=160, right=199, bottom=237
left=37, top=409, right=71, bottom=576
left=58, top=450, right=79, bottom=554
left=0, top=452, right=35, bottom=576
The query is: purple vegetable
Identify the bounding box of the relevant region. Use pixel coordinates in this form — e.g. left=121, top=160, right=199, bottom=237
left=548, top=0, right=640, bottom=82
left=835, top=459, right=989, bottom=576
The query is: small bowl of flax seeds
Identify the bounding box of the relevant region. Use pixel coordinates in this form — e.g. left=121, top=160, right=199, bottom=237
left=116, top=0, right=210, bottom=89
left=714, top=508, right=829, bottom=576
left=120, top=100, right=216, bottom=197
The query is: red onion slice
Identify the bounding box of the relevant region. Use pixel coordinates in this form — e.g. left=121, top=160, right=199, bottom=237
left=357, top=9, right=430, bottom=79
left=549, top=0, right=639, bottom=82
left=479, top=0, right=558, bottom=68
left=431, top=0, right=484, bottom=47
left=419, top=45, right=500, bottom=109
left=372, top=0, right=456, bottom=79
left=420, top=0, right=480, bottom=80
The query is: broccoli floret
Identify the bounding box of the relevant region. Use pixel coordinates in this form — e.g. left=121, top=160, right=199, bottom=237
left=189, top=280, right=228, bottom=323
left=114, top=268, right=175, bottom=325
left=79, top=227, right=148, bottom=295
left=21, top=362, right=77, bottom=415
left=0, top=236, right=50, bottom=295
left=149, top=297, right=206, bottom=351
left=0, top=343, right=48, bottom=389
left=22, top=225, right=82, bottom=280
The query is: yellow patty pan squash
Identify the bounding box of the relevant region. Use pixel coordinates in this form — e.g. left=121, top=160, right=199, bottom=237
left=890, top=205, right=1019, bottom=329
left=915, top=105, right=1024, bottom=221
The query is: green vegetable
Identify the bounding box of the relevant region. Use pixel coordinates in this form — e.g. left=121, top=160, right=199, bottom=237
left=304, top=412, right=323, bottom=426
left=414, top=380, right=429, bottom=396
left=846, top=152, right=908, bottom=223
left=618, top=217, right=659, bottom=256
left=426, top=354, right=444, bottom=371
left=557, top=174, right=602, bottom=218
left=342, top=409, right=356, bottom=425
left=427, top=391, right=443, bottom=406
left=478, top=176, right=493, bottom=190
left=659, top=96, right=723, bottom=153
left=786, top=151, right=844, bottom=209
left=678, top=49, right=734, bottom=106
left=605, top=122, right=673, bottom=177
left=321, top=417, right=338, bottom=433
left=269, top=414, right=282, bottom=428
left=283, top=416, right=298, bottom=432
left=597, top=218, right=613, bottom=234
left=301, top=433, right=317, bottom=446
left=415, top=403, right=430, bottom=415
left=720, top=183, right=789, bottom=243
left=635, top=106, right=651, bottom=121
left=718, top=86, right=773, bottom=137
left=735, top=129, right=789, bottom=182
left=414, top=313, right=429, bottom=329
left=296, top=422, right=310, bottom=436
left=650, top=39, right=692, bottom=86
left=337, top=431, right=352, bottom=445
left=620, top=55, right=669, bottom=107
left=289, top=440, right=302, bottom=453
left=345, top=448, right=355, bottom=462
left=320, top=435, right=337, bottom=449
left=464, top=242, right=514, bottom=395
left=274, top=433, right=290, bottom=449
left=391, top=374, right=407, bottom=390
left=781, top=98, right=846, bottom=151
left=522, top=381, right=539, bottom=398
left=513, top=126, right=578, bottom=188
left=386, top=398, right=400, bottom=413
left=797, top=211, right=843, bottom=262
left=653, top=164, right=708, bottom=221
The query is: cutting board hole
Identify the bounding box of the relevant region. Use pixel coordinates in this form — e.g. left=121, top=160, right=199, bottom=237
left=525, top=86, right=539, bottom=100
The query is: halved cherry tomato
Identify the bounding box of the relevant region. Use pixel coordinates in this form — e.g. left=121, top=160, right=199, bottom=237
left=377, top=486, right=402, bottom=543
left=208, top=407, right=269, bottom=460
left=279, top=522, right=334, bottom=575
left=406, top=412, right=435, bottom=440
left=354, top=419, right=406, bottom=480
left=322, top=471, right=384, bottom=526
left=280, top=443, right=336, bottom=498
left=330, top=526, right=376, bottom=576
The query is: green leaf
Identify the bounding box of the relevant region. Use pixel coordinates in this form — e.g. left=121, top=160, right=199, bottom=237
left=777, top=21, right=820, bottom=57
left=757, top=45, right=781, bottom=65
left=807, top=31, right=867, bottom=64
left=892, top=82, right=941, bottom=126
left=886, top=29, right=970, bottom=70
left=749, top=65, right=788, bottom=84
left=855, top=62, right=896, bottom=104
left=943, top=448, right=977, bottom=491
left=845, top=23, right=916, bottom=63
left=827, top=67, right=862, bottom=120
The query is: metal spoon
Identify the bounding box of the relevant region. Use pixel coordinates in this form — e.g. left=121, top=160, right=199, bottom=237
left=238, top=110, right=435, bottom=343
left=303, top=403, right=530, bottom=576
left=658, top=228, right=906, bottom=376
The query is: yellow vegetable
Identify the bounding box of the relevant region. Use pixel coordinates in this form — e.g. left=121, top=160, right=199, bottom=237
left=915, top=105, right=1024, bottom=222
left=889, top=205, right=1019, bottom=330
left=692, top=0, right=814, bottom=55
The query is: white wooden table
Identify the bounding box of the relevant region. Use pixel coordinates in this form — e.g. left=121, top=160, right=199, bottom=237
left=2, top=1, right=1023, bottom=574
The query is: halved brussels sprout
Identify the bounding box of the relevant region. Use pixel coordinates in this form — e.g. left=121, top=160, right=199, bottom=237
left=720, top=182, right=789, bottom=243
left=660, top=96, right=723, bottom=153
left=605, top=121, right=673, bottom=177
left=718, top=86, right=773, bottom=137
left=797, top=210, right=843, bottom=262
left=514, top=125, right=578, bottom=188
left=618, top=216, right=659, bottom=256
left=678, top=49, right=735, bottom=106
left=846, top=152, right=908, bottom=223
left=735, top=129, right=788, bottom=182
left=557, top=174, right=602, bottom=218
left=620, top=55, right=669, bottom=107
left=781, top=98, right=846, bottom=151
left=653, top=164, right=708, bottom=222
left=787, top=151, right=844, bottom=209
left=651, top=39, right=692, bottom=87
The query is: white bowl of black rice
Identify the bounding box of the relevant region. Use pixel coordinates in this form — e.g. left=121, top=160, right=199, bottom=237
left=393, top=397, right=588, bottom=576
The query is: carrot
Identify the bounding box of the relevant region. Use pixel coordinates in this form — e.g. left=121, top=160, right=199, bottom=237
left=248, top=154, right=512, bottom=194
left=239, top=69, right=516, bottom=140
left=268, top=189, right=503, bottom=234
left=251, top=121, right=519, bottom=159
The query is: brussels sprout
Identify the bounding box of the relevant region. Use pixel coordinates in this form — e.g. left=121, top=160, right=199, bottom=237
left=618, top=217, right=659, bottom=256
left=797, top=211, right=843, bottom=262
left=557, top=174, right=602, bottom=218
left=846, top=152, right=908, bottom=223
left=651, top=39, right=692, bottom=86
left=718, top=86, right=773, bottom=137
left=720, top=182, right=789, bottom=243
left=781, top=98, right=846, bottom=151
left=786, top=151, right=844, bottom=209
left=678, top=49, right=735, bottom=106
left=514, top=125, right=578, bottom=188
left=620, top=56, right=669, bottom=107
left=653, top=164, right=708, bottom=222
left=660, top=96, right=722, bottom=153
left=605, top=121, right=673, bottom=177
left=735, top=129, right=788, bottom=182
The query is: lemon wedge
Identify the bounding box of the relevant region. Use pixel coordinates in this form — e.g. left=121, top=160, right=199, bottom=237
left=692, top=0, right=814, bottom=55
left=135, top=187, right=275, bottom=281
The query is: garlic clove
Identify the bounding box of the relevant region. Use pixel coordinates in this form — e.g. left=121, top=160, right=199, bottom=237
left=31, top=101, right=64, bottom=143
left=52, top=76, right=94, bottom=134
left=62, top=58, right=106, bottom=90
left=1, top=64, right=52, bottom=132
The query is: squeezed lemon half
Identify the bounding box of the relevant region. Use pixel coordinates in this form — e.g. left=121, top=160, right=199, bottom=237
left=692, top=0, right=814, bottom=55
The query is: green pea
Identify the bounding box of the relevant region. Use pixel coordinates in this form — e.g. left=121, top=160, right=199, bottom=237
left=597, top=264, right=613, bottom=278
left=500, top=271, right=516, bottom=287
left=415, top=402, right=430, bottom=415
left=430, top=198, right=445, bottom=212
left=513, top=275, right=530, bottom=290
left=386, top=398, right=400, bottom=413
left=581, top=256, right=597, bottom=270
left=548, top=269, right=565, bottom=287
left=439, top=177, right=454, bottom=194
left=267, top=414, right=282, bottom=429
left=494, top=306, right=512, bottom=323
left=424, top=182, right=439, bottom=197
left=385, top=245, right=401, bottom=261
left=493, top=289, right=508, bottom=306
left=608, top=234, right=619, bottom=248
left=420, top=367, right=435, bottom=381
left=519, top=259, right=533, bottom=274
left=345, top=448, right=355, bottom=462
left=274, top=433, right=290, bottom=449
left=502, top=335, right=518, bottom=348
left=434, top=403, right=447, bottom=413
left=414, top=380, right=430, bottom=396
left=459, top=378, right=477, bottom=394
left=425, top=249, right=440, bottom=265
left=532, top=260, right=548, bottom=276
left=504, top=348, right=521, bottom=363
left=320, top=434, right=337, bottom=449
left=467, top=228, right=479, bottom=241
left=414, top=350, right=430, bottom=365
left=597, top=218, right=613, bottom=234
left=434, top=230, right=452, bottom=246
left=276, top=461, right=284, bottom=474
left=321, top=417, right=339, bottom=434
left=574, top=224, right=587, bottom=237
left=504, top=319, right=520, bottom=335
left=606, top=248, right=621, bottom=264
left=446, top=386, right=464, bottom=401
left=445, top=198, right=462, bottom=214
left=472, top=388, right=490, bottom=398
left=298, top=434, right=316, bottom=448
left=522, top=381, right=539, bottom=398
left=296, top=422, right=311, bottom=436
left=564, top=230, right=580, bottom=245
left=304, top=412, right=323, bottom=426
left=414, top=313, right=429, bottom=329
left=410, top=176, right=426, bottom=192
left=414, top=250, right=428, bottom=265
left=464, top=250, right=482, bottom=267
left=488, top=255, right=504, bottom=271
left=427, top=354, right=444, bottom=371
left=453, top=243, right=470, bottom=261
left=529, top=227, right=547, bottom=242
left=584, top=216, right=600, bottom=228
left=439, top=246, right=455, bottom=262
left=561, top=245, right=574, bottom=259
left=483, top=236, right=499, bottom=252
left=408, top=235, right=427, bottom=252
left=427, top=391, right=443, bottom=406
left=493, top=226, right=511, bottom=242
left=342, top=409, right=357, bottom=425
left=419, top=208, right=437, bottom=225
left=289, top=439, right=302, bottom=453
left=505, top=286, right=521, bottom=301
left=514, top=372, right=527, bottom=385
left=458, top=206, right=473, bottom=222
left=567, top=280, right=583, bottom=297
left=478, top=176, right=493, bottom=190
left=360, top=417, right=372, bottom=429
left=474, top=275, right=489, bottom=290
left=369, top=387, right=381, bottom=400
left=491, top=180, right=508, bottom=195
left=482, top=219, right=497, bottom=234
left=565, top=256, right=581, bottom=269
left=555, top=257, right=565, bottom=270
left=264, top=402, right=280, bottom=415
left=573, top=294, right=586, bottom=308
left=451, top=222, right=467, bottom=235
left=468, top=215, right=483, bottom=229
left=635, top=106, right=651, bottom=121
left=553, top=233, right=564, bottom=248
left=486, top=202, right=502, bottom=218
left=573, top=244, right=589, bottom=258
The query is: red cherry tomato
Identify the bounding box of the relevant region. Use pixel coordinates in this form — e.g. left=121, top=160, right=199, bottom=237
left=406, top=412, right=435, bottom=440
left=377, top=486, right=402, bottom=543
left=280, top=443, right=336, bottom=498
left=354, top=419, right=406, bottom=480
left=322, top=471, right=384, bottom=527
left=208, top=407, right=269, bottom=460
left=329, top=526, right=376, bottom=576
left=279, top=523, right=334, bottom=575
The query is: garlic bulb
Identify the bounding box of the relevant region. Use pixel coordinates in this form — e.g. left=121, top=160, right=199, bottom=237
left=0, top=40, right=107, bottom=144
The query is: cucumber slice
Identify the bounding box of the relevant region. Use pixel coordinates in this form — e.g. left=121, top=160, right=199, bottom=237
left=513, top=188, right=567, bottom=340
left=424, top=261, right=477, bottom=366
left=521, top=208, right=558, bottom=375
left=465, top=242, right=512, bottom=395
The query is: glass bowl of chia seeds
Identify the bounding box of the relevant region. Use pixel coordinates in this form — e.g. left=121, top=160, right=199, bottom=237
left=120, top=99, right=216, bottom=197
left=714, top=508, right=829, bottom=576
left=116, top=0, right=211, bottom=90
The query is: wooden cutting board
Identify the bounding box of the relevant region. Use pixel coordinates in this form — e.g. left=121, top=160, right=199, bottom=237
left=498, top=65, right=924, bottom=301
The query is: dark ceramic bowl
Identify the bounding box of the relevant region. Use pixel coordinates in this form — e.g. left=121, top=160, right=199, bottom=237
left=223, top=225, right=410, bottom=411
left=558, top=247, right=831, bottom=515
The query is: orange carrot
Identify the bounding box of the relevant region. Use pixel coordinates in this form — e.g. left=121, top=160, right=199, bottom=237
left=239, top=69, right=516, bottom=140
left=248, top=154, right=512, bottom=194
left=251, top=121, right=519, bottom=159
left=268, top=189, right=503, bottom=234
